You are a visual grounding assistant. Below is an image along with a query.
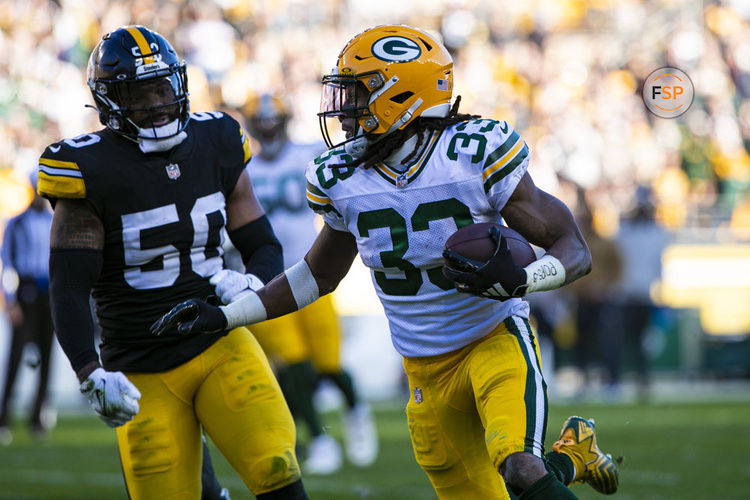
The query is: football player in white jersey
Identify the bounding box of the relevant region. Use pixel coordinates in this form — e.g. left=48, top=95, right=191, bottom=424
left=223, top=93, right=378, bottom=474
left=153, top=25, right=619, bottom=499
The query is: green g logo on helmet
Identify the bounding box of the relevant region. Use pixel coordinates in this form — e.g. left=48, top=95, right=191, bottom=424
left=371, top=36, right=422, bottom=62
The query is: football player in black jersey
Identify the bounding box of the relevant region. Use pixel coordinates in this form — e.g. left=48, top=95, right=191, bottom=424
left=39, top=26, right=307, bottom=499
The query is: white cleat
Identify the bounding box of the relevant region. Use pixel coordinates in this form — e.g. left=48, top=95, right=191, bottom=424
left=344, top=403, right=379, bottom=467
left=303, top=434, right=342, bottom=475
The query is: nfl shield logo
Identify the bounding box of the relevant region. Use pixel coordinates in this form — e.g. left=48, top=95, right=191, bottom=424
left=413, top=387, right=422, bottom=404
left=166, top=163, right=181, bottom=180
left=396, top=173, right=407, bottom=188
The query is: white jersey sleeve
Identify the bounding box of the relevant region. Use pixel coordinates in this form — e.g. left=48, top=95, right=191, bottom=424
left=472, top=119, right=530, bottom=211
left=305, top=147, right=356, bottom=232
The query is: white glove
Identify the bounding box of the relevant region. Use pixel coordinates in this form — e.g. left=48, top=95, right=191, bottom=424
left=209, top=269, right=264, bottom=304
left=80, top=368, right=141, bottom=428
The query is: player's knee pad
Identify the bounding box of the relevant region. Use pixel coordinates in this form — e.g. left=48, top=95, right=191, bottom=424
left=247, top=449, right=301, bottom=495
left=124, top=420, right=177, bottom=477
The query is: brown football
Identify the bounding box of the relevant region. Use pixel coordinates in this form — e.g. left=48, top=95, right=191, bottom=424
left=443, top=222, right=536, bottom=267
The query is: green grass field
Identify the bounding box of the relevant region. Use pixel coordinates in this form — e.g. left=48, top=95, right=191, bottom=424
left=0, top=400, right=748, bottom=499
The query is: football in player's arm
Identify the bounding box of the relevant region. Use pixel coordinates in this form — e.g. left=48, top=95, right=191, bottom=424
left=42, top=26, right=307, bottom=500
left=153, top=25, right=619, bottom=499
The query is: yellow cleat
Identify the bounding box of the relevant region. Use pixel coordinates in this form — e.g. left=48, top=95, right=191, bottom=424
left=552, top=416, right=619, bottom=494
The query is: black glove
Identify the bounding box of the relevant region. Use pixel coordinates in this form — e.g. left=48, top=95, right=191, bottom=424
left=442, top=225, right=528, bottom=300
left=150, top=297, right=228, bottom=337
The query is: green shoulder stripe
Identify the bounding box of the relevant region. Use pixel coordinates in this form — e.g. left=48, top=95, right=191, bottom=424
left=483, top=144, right=528, bottom=194
left=307, top=199, right=341, bottom=217
left=483, top=130, right=520, bottom=170
left=306, top=181, right=327, bottom=197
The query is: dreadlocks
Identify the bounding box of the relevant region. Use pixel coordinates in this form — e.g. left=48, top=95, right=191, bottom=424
left=334, top=96, right=480, bottom=170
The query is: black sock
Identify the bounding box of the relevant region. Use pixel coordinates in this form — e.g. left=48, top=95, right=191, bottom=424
left=256, top=479, right=308, bottom=499
left=321, top=370, right=357, bottom=409
left=286, top=361, right=324, bottom=437
left=276, top=366, right=298, bottom=415
left=200, top=437, right=224, bottom=500
left=518, top=472, right=577, bottom=500
left=545, top=451, right=576, bottom=485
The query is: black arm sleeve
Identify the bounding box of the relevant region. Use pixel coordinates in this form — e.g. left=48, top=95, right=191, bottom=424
left=228, top=215, right=283, bottom=284
left=49, top=248, right=102, bottom=378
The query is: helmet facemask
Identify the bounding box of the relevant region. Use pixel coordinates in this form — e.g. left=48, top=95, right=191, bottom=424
left=319, top=73, right=380, bottom=157
left=317, top=25, right=455, bottom=160
left=91, top=65, right=189, bottom=142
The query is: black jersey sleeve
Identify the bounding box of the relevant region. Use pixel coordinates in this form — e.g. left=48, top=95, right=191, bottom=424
left=37, top=132, right=109, bottom=217
left=205, top=112, right=253, bottom=198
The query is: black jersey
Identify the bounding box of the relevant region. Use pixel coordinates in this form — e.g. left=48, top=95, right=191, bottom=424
left=38, top=111, right=253, bottom=372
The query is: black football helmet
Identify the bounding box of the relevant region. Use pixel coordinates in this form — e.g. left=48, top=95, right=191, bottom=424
left=87, top=26, right=189, bottom=141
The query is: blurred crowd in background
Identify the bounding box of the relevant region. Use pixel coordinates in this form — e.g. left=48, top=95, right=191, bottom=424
left=1, top=0, right=749, bottom=236
left=1, top=0, right=750, bottom=403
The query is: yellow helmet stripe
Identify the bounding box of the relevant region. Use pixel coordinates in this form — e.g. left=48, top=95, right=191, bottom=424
left=126, top=27, right=155, bottom=65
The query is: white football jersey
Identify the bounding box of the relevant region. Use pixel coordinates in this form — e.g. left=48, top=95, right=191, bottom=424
left=248, top=141, right=326, bottom=267
left=305, top=119, right=531, bottom=357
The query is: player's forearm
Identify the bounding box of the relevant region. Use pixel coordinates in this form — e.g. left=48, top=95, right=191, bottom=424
left=221, top=260, right=317, bottom=328
left=543, top=232, right=591, bottom=286
left=221, top=224, right=357, bottom=329
left=228, top=215, right=283, bottom=283
left=49, top=248, right=103, bottom=381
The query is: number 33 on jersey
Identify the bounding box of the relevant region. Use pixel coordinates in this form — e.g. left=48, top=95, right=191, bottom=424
left=306, top=119, right=531, bottom=357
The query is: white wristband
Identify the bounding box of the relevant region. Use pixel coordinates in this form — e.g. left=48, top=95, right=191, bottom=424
left=220, top=291, right=267, bottom=329
left=524, top=254, right=566, bottom=293
left=285, top=260, right=320, bottom=310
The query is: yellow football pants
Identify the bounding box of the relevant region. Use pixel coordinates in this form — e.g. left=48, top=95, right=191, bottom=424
left=117, top=327, right=300, bottom=499
left=250, top=294, right=341, bottom=373
left=402, top=316, right=548, bottom=500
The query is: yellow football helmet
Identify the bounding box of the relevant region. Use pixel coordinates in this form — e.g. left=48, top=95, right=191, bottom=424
left=319, top=25, right=453, bottom=155
left=244, top=92, right=290, bottom=159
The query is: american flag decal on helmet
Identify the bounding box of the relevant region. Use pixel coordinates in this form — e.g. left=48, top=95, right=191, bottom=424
left=166, top=163, right=181, bottom=180
left=437, top=79, right=449, bottom=91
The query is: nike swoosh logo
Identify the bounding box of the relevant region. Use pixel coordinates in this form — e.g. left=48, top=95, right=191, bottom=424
left=499, top=122, right=509, bottom=134
left=49, top=145, right=61, bottom=153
